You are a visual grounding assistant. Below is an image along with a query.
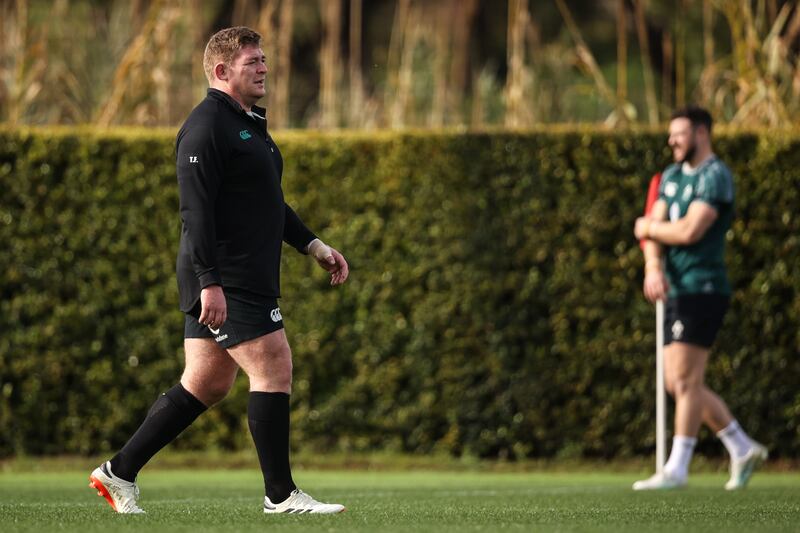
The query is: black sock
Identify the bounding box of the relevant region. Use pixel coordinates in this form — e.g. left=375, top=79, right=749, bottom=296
left=109, top=383, right=207, bottom=482
left=248, top=392, right=296, bottom=503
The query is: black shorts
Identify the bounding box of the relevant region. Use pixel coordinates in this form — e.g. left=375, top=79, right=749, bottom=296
left=184, top=287, right=284, bottom=349
left=664, top=293, right=729, bottom=348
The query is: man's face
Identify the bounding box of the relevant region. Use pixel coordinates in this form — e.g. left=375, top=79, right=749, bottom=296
left=668, top=117, right=697, bottom=163
left=223, top=45, right=267, bottom=105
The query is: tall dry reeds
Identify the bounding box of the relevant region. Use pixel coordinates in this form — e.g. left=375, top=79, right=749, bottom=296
left=348, top=0, right=364, bottom=127
left=674, top=0, right=687, bottom=108
left=252, top=0, right=293, bottom=128
left=556, top=0, right=629, bottom=125
left=617, top=0, right=627, bottom=108
left=2, top=0, right=35, bottom=125
left=319, top=0, right=342, bottom=128
left=1, top=0, right=799, bottom=129
left=706, top=0, right=800, bottom=126
left=95, top=0, right=183, bottom=126
left=505, top=0, right=531, bottom=127
left=699, top=0, right=715, bottom=108
left=633, top=0, right=659, bottom=124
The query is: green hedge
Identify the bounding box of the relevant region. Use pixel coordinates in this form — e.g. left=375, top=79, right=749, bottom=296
left=1, top=127, right=798, bottom=459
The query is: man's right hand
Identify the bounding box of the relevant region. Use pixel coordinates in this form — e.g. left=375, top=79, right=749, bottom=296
left=199, top=285, right=227, bottom=329
left=643, top=269, right=669, bottom=303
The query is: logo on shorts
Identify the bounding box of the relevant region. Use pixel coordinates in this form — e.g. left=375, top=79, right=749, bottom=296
left=270, top=308, right=282, bottom=322
left=672, top=320, right=684, bottom=340
left=208, top=325, right=220, bottom=335
left=215, top=334, right=228, bottom=342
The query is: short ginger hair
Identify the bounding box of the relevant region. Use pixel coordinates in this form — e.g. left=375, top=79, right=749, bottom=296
left=203, top=26, right=262, bottom=84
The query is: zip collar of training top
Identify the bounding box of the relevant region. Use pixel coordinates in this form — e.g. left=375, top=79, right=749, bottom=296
left=680, top=153, right=717, bottom=176
left=207, top=88, right=268, bottom=126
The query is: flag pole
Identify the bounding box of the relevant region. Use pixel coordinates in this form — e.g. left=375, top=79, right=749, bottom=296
left=642, top=172, right=666, bottom=475
left=655, top=298, right=666, bottom=474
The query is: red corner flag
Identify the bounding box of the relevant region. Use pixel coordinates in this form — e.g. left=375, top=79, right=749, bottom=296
left=640, top=173, right=662, bottom=250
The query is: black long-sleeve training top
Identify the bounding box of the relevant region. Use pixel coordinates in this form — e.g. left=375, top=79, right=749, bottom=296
left=175, top=88, right=316, bottom=312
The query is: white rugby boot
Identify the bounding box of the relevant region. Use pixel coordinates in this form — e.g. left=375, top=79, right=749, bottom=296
left=263, top=489, right=345, bottom=514
left=725, top=442, right=768, bottom=490
left=89, top=461, right=145, bottom=514
left=632, top=471, right=687, bottom=491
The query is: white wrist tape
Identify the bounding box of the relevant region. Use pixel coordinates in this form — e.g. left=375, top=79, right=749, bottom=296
left=307, top=238, right=332, bottom=261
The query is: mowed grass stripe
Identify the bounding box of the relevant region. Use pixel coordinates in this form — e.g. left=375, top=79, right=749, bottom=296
left=1, top=470, right=798, bottom=532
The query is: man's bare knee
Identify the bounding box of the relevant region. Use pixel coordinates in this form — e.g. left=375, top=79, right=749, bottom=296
left=203, top=386, right=231, bottom=406
left=665, top=378, right=677, bottom=398
left=183, top=338, right=239, bottom=406
left=664, top=342, right=709, bottom=400
left=268, top=354, right=293, bottom=390
left=672, top=375, right=703, bottom=399
left=251, top=346, right=292, bottom=391
left=184, top=378, right=233, bottom=406
left=181, top=371, right=236, bottom=406
left=228, top=330, right=294, bottom=393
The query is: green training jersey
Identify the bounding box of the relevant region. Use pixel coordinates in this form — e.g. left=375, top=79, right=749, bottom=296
left=657, top=155, right=734, bottom=296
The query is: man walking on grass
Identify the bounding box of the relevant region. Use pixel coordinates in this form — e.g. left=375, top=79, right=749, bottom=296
left=633, top=106, right=767, bottom=490
left=89, top=26, right=349, bottom=514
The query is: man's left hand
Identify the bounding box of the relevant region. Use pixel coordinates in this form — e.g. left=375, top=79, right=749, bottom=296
left=308, top=239, right=350, bottom=286
left=634, top=217, right=652, bottom=240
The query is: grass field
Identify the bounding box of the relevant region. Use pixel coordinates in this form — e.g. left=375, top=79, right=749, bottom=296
left=1, top=468, right=799, bottom=532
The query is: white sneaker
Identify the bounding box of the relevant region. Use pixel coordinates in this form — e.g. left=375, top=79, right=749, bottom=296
left=89, top=461, right=145, bottom=514
left=263, top=489, right=345, bottom=514
left=725, top=442, right=768, bottom=490
left=632, top=471, right=687, bottom=491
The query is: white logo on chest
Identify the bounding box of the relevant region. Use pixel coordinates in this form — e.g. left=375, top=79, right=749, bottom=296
left=669, top=203, right=680, bottom=222
left=665, top=182, right=678, bottom=197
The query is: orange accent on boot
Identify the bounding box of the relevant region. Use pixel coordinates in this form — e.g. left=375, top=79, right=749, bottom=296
left=89, top=476, right=118, bottom=512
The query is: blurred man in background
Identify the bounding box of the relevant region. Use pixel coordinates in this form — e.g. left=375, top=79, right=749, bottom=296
left=632, top=106, right=767, bottom=490
left=88, top=26, right=349, bottom=514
